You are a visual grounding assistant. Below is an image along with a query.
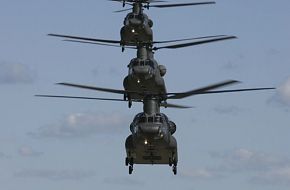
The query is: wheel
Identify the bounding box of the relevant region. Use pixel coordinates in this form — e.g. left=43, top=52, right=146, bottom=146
left=173, top=166, right=177, bottom=175
left=129, top=165, right=133, bottom=175
left=173, top=160, right=177, bottom=167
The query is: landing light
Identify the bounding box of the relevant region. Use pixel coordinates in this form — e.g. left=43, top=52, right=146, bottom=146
left=132, top=29, right=135, bottom=33
left=137, top=79, right=141, bottom=83
left=144, top=139, right=148, bottom=145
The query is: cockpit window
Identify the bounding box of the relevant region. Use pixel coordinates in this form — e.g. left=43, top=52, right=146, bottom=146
left=148, top=117, right=154, bottom=123
left=139, top=116, right=146, bottom=123
left=154, top=116, right=163, bottom=123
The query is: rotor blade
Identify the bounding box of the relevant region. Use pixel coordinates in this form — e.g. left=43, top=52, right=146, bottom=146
left=48, top=33, right=121, bottom=44
left=35, top=95, right=130, bottom=102
left=109, top=0, right=167, bottom=3
left=152, top=35, right=227, bottom=44
left=160, top=102, right=193, bottom=109
left=167, top=80, right=240, bottom=99
left=63, top=39, right=137, bottom=49
left=149, top=1, right=215, bottom=8
left=193, top=87, right=276, bottom=95
left=57, top=82, right=136, bottom=95
left=114, top=8, right=132, bottom=13
left=153, top=36, right=237, bottom=50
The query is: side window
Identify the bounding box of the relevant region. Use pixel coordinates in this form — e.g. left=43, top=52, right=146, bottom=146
left=156, top=117, right=163, bottom=123
left=139, top=117, right=146, bottom=123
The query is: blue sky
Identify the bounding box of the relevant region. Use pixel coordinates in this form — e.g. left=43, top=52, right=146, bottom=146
left=1, top=0, right=290, bottom=189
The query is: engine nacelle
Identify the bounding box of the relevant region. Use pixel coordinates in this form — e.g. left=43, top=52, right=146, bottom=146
left=158, top=65, right=167, bottom=77
left=168, top=121, right=176, bottom=134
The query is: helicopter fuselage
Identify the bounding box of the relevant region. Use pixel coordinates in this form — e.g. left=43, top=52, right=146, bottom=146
left=123, top=57, right=167, bottom=101
left=125, top=112, right=178, bottom=165
left=121, top=12, right=153, bottom=46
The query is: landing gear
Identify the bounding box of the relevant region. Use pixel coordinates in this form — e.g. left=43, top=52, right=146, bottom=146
left=172, top=165, right=177, bottom=175
left=128, top=100, right=132, bottom=108
left=169, top=154, right=177, bottom=175
left=126, top=157, right=134, bottom=175
left=129, top=165, right=133, bottom=174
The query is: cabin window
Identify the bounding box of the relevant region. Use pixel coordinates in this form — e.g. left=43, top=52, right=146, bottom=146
left=148, top=117, right=154, bottom=123
left=139, top=117, right=146, bottom=123
left=155, top=116, right=163, bottom=123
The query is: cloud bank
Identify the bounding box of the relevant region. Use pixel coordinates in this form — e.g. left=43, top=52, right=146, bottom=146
left=210, top=148, right=290, bottom=186
left=183, top=149, right=290, bottom=187
left=277, top=77, right=290, bottom=105
left=29, top=112, right=130, bottom=139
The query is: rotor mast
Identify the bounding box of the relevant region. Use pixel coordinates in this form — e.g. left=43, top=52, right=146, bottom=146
left=143, top=97, right=160, bottom=115
left=132, top=3, right=143, bottom=14
left=137, top=46, right=154, bottom=60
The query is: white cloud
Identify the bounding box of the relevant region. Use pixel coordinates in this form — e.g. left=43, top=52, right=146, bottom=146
left=18, top=146, right=43, bottom=157
left=14, top=169, right=96, bottom=181
left=0, top=62, right=36, bottom=84
left=209, top=148, right=290, bottom=186
left=277, top=77, right=290, bottom=105
left=29, top=112, right=130, bottom=139
left=268, top=77, right=290, bottom=110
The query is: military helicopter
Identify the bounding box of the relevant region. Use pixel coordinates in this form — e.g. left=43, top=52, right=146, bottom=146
left=36, top=80, right=275, bottom=174
left=111, top=0, right=216, bottom=47
left=48, top=1, right=218, bottom=50
left=48, top=33, right=238, bottom=108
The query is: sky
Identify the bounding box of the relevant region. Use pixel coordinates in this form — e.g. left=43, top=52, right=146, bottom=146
left=0, top=0, right=290, bottom=190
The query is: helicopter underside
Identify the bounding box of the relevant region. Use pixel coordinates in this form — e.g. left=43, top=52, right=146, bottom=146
left=121, top=26, right=153, bottom=46
left=125, top=134, right=178, bottom=174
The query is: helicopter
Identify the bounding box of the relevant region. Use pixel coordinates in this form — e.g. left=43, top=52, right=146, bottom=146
left=47, top=33, right=238, bottom=108
left=126, top=97, right=178, bottom=175
left=113, top=0, right=216, bottom=47
left=48, top=1, right=217, bottom=49
left=36, top=79, right=275, bottom=174
left=39, top=0, right=276, bottom=175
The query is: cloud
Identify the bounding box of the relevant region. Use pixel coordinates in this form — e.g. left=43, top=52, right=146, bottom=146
left=0, top=62, right=36, bottom=84
left=18, top=146, right=43, bottom=157
left=277, top=77, right=290, bottom=105
left=209, top=148, right=290, bottom=186
left=14, top=169, right=96, bottom=181
left=29, top=112, right=130, bottom=139
left=103, top=177, right=145, bottom=186
left=267, top=77, right=290, bottom=111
